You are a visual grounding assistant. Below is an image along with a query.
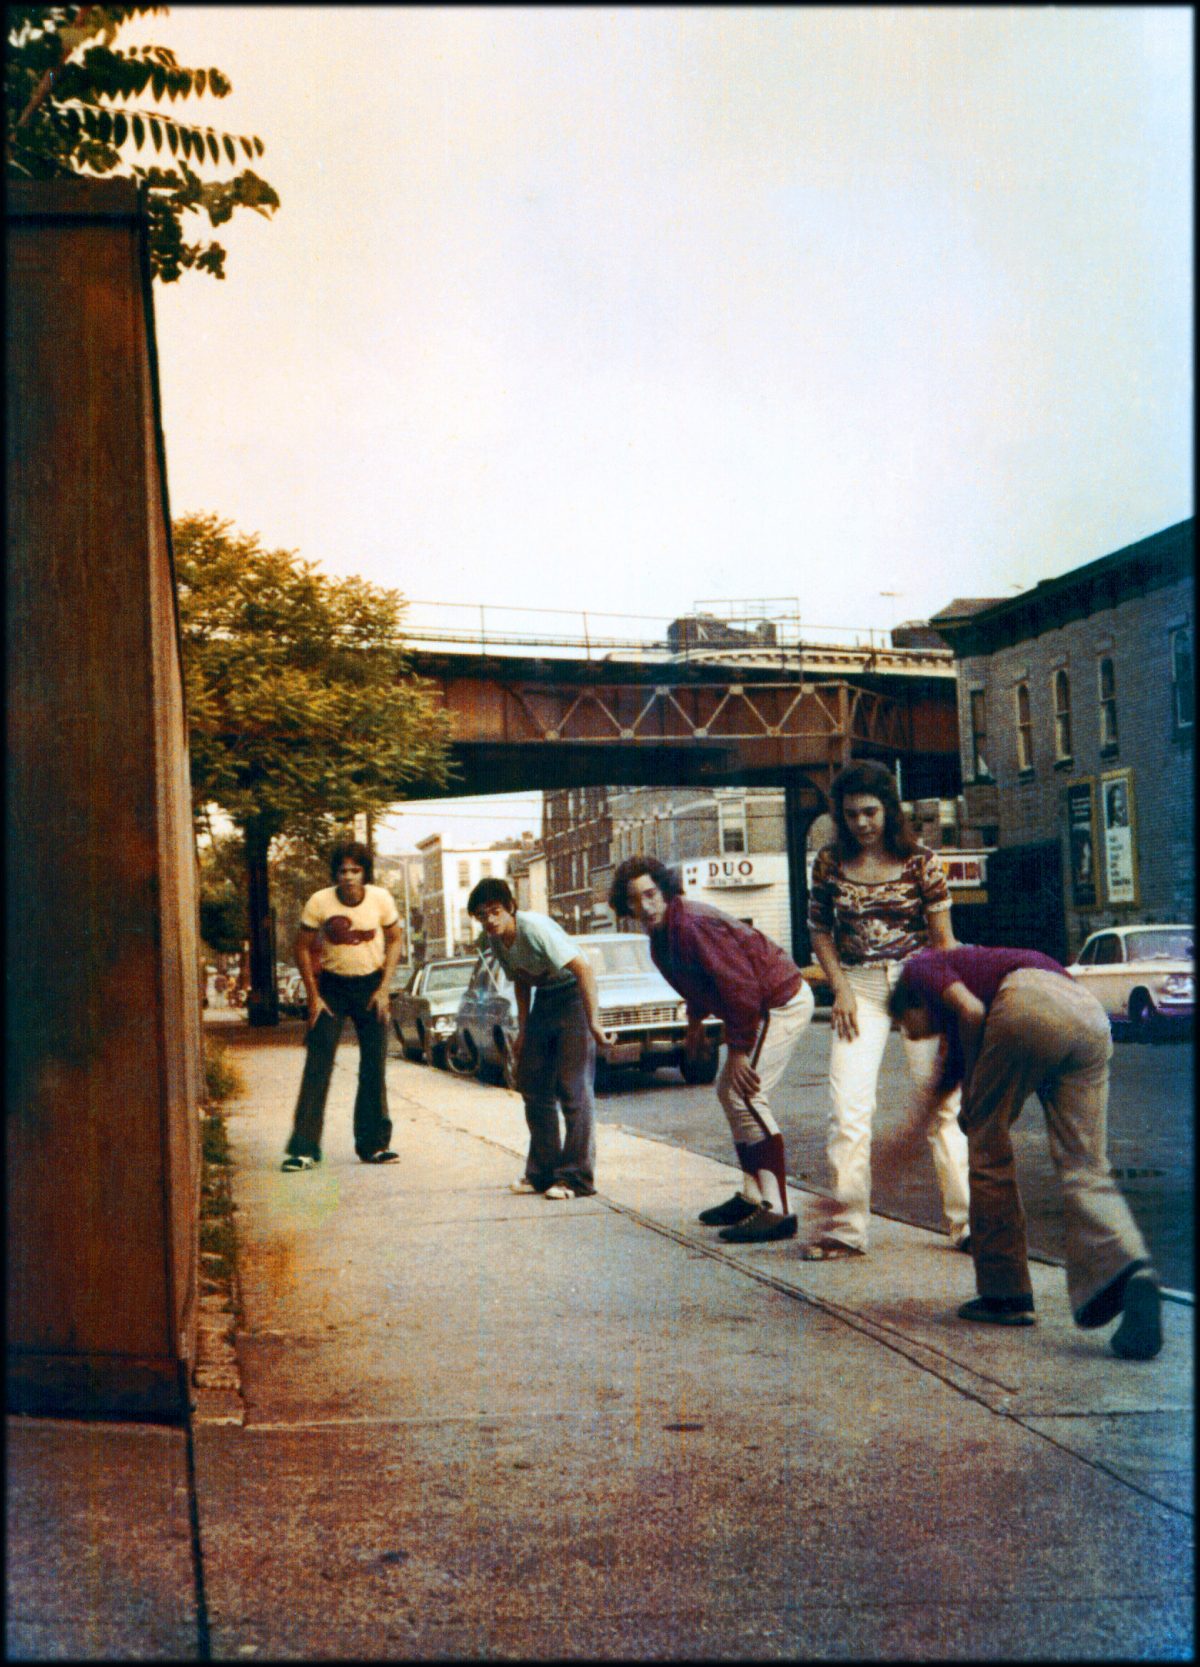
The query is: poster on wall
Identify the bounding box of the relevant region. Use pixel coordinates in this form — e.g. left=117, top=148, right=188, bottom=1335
left=1099, top=768, right=1139, bottom=906
left=1066, top=780, right=1098, bottom=908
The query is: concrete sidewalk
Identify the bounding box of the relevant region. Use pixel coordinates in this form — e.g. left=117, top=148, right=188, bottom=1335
left=7, top=1022, right=1194, bottom=1660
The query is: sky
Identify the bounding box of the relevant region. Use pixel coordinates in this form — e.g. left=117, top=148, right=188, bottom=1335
left=119, top=6, right=1192, bottom=851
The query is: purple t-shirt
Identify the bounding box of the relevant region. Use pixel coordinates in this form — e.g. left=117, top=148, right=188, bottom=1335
left=900, top=945, right=1068, bottom=1017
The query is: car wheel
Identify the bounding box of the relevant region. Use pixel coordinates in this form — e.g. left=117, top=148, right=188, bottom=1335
left=423, top=1033, right=446, bottom=1070
left=680, top=1050, right=720, bottom=1086
left=445, top=1032, right=479, bottom=1076
left=1127, top=989, right=1158, bottom=1039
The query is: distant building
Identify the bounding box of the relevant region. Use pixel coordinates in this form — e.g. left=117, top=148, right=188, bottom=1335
left=416, top=834, right=529, bottom=955
left=507, top=837, right=548, bottom=914
left=544, top=786, right=612, bottom=934
left=931, top=519, right=1194, bottom=958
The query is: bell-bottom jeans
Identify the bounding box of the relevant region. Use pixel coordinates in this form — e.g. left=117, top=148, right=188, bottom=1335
left=286, top=970, right=392, bottom=1161
left=516, top=981, right=597, bottom=1195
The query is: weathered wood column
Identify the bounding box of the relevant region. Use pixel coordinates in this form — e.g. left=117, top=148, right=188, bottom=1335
left=6, top=180, right=202, bottom=1418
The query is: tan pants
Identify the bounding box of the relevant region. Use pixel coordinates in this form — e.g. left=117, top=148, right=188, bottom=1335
left=964, top=968, right=1149, bottom=1316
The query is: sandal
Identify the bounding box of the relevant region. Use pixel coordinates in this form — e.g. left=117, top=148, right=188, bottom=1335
left=799, top=1237, right=864, bottom=1261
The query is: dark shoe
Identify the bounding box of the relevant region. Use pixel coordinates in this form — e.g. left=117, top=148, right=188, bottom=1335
left=719, top=1204, right=798, bottom=1244
left=1111, top=1270, right=1163, bottom=1360
left=955, top=1235, right=973, bottom=1254
left=360, top=1149, right=399, bottom=1165
left=1076, top=1258, right=1152, bottom=1329
left=698, top=1193, right=759, bottom=1227
left=958, top=1296, right=1035, bottom=1326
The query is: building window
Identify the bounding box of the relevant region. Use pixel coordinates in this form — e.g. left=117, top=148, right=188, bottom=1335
left=480, top=859, right=492, bottom=877
left=1171, top=625, right=1193, bottom=733
left=719, top=800, right=747, bottom=853
left=457, top=861, right=470, bottom=887
left=968, top=689, right=991, bottom=781
left=1052, top=670, right=1072, bottom=761
left=1015, top=682, right=1033, bottom=772
left=1098, top=657, right=1118, bottom=751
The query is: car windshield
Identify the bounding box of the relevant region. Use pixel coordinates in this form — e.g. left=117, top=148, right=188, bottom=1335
left=425, top=963, right=474, bottom=992
left=1125, top=929, right=1194, bottom=963
left=580, top=938, right=653, bottom=978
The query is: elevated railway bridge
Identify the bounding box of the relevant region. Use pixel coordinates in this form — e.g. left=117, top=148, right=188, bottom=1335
left=398, top=608, right=963, bottom=957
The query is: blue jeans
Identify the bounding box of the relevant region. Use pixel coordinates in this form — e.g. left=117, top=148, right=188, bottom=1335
left=286, top=971, right=392, bottom=1161
left=517, top=983, right=596, bottom=1194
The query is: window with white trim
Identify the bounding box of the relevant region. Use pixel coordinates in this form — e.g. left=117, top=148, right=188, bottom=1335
left=968, top=689, right=991, bottom=781
left=1098, top=657, right=1118, bottom=750
left=1053, top=669, right=1072, bottom=761
left=1015, top=682, right=1034, bottom=771
left=719, top=799, right=747, bottom=853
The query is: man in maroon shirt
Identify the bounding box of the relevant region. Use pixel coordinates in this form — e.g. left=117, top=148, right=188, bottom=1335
left=609, top=856, right=814, bottom=1243
left=888, top=944, right=1163, bottom=1360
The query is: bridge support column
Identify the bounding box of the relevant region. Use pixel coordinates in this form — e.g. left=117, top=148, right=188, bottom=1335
left=783, top=771, right=824, bottom=967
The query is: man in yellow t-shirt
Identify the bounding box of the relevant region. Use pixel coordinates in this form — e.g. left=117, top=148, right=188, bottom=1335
left=282, top=842, right=404, bottom=1171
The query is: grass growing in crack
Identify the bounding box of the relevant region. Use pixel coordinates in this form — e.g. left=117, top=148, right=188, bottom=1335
left=204, top=1039, right=246, bottom=1106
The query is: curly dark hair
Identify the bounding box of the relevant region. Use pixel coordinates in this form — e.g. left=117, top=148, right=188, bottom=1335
left=828, top=760, right=919, bottom=861
left=607, top=855, right=684, bottom=920
left=329, top=840, right=374, bottom=882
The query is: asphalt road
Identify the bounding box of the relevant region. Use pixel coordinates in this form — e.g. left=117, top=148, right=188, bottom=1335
left=592, top=1017, right=1194, bottom=1294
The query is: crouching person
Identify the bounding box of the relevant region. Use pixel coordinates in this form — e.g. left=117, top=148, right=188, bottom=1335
left=888, top=944, right=1163, bottom=1359
left=609, top=856, right=814, bottom=1244
left=467, top=879, right=613, bottom=1200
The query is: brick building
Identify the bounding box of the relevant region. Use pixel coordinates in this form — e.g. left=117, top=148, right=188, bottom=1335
left=543, top=787, right=612, bottom=933
left=932, top=519, right=1193, bottom=959
left=417, top=834, right=530, bottom=955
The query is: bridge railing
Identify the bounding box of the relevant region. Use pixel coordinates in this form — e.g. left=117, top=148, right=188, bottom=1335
left=398, top=599, right=920, bottom=662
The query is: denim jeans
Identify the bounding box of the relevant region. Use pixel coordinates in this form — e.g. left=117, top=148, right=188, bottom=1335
left=516, top=982, right=596, bottom=1194
left=286, top=971, right=392, bottom=1161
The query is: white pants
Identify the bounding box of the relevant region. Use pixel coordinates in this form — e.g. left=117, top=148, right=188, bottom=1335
left=716, top=980, right=815, bottom=1146
left=824, top=962, right=970, bottom=1251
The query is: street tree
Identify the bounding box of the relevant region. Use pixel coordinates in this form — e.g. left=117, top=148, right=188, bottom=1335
left=6, top=5, right=279, bottom=281
left=175, top=512, right=452, bottom=1024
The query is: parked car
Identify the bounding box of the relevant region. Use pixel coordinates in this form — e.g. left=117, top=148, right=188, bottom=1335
left=446, top=933, right=724, bottom=1087
left=1066, top=923, right=1194, bottom=1035
left=277, top=967, right=308, bottom=1017
left=390, top=957, right=476, bottom=1066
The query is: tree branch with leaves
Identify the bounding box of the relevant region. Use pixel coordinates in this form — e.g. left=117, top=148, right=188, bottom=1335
left=6, top=5, right=279, bottom=280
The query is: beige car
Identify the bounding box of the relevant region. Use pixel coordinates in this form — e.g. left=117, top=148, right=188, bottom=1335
left=1066, top=924, right=1193, bottom=1035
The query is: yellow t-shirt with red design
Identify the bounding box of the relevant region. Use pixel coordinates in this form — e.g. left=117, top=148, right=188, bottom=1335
left=300, top=884, right=398, bottom=976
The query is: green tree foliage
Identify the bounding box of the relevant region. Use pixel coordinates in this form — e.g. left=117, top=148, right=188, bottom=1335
left=176, top=512, right=453, bottom=1018
left=6, top=6, right=279, bottom=281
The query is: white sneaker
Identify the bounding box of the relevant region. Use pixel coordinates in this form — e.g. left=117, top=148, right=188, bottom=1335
left=510, top=1177, right=539, bottom=1194
left=544, top=1183, right=576, bottom=1200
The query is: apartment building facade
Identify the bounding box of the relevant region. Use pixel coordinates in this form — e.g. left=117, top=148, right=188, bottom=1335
left=932, top=519, right=1193, bottom=959
left=416, top=835, right=531, bottom=955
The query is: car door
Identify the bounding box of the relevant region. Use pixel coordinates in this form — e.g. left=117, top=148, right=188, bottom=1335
left=1074, top=932, right=1125, bottom=1017
left=400, top=966, right=425, bottom=1049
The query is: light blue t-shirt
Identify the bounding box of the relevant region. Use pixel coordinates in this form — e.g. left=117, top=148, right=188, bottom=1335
left=486, top=911, right=580, bottom=990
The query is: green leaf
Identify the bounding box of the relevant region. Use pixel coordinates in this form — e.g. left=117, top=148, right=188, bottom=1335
left=240, top=135, right=254, bottom=160
left=112, top=110, right=128, bottom=146
left=223, top=134, right=236, bottom=165
left=150, top=116, right=162, bottom=152
left=254, top=135, right=264, bottom=158
left=206, top=129, right=219, bottom=165
left=131, top=112, right=145, bottom=149
left=166, top=120, right=178, bottom=155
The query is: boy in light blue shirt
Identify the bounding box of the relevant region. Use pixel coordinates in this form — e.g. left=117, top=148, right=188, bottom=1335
left=467, top=879, right=612, bottom=1199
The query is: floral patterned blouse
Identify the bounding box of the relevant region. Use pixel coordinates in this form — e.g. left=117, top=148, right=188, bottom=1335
left=807, top=844, right=952, bottom=966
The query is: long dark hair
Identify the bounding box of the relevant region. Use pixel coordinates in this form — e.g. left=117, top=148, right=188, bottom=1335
left=829, top=760, right=919, bottom=861
left=608, top=856, right=683, bottom=919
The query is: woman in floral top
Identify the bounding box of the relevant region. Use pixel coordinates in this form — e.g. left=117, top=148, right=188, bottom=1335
left=803, top=760, right=971, bottom=1259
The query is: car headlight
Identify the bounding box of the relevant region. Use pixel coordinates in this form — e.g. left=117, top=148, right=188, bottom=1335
left=1163, top=975, right=1193, bottom=995
left=675, top=1003, right=688, bottom=1022
left=432, top=1015, right=457, bottom=1033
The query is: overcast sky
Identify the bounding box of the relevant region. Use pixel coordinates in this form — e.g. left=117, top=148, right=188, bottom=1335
left=124, top=7, right=1191, bottom=851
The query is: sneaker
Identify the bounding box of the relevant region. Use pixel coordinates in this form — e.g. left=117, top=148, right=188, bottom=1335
left=954, top=1235, right=974, bottom=1255
left=718, top=1204, right=798, bottom=1244
left=510, top=1177, right=540, bottom=1194
left=1110, top=1270, right=1163, bottom=1361
left=360, top=1149, right=399, bottom=1165
left=958, top=1296, right=1035, bottom=1326
left=281, top=1154, right=316, bottom=1172
left=698, top=1193, right=759, bottom=1227
left=544, top=1183, right=577, bottom=1200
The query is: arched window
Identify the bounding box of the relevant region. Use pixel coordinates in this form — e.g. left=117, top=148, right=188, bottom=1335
left=1016, top=682, right=1033, bottom=771
left=1053, top=669, right=1072, bottom=761
left=1098, top=657, right=1118, bottom=750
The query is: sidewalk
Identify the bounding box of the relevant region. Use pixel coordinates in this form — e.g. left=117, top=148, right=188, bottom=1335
left=7, top=1020, right=1193, bottom=1661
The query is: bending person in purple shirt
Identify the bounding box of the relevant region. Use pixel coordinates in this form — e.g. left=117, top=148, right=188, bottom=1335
left=609, top=857, right=815, bottom=1245
left=888, top=944, right=1162, bottom=1360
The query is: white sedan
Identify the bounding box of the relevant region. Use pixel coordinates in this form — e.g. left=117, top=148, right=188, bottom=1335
left=1066, top=924, right=1193, bottom=1034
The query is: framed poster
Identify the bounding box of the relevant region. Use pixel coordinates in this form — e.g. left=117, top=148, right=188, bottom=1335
left=1099, top=768, right=1139, bottom=906
left=1065, top=780, right=1098, bottom=908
